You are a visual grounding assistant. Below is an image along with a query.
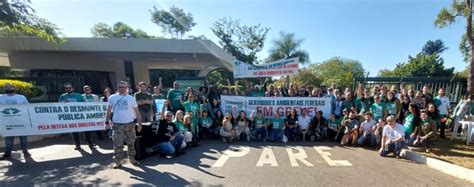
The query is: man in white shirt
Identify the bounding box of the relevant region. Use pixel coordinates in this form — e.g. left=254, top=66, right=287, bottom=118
left=379, top=115, right=405, bottom=158
left=435, top=88, right=450, bottom=139
left=298, top=108, right=312, bottom=141
left=357, top=112, right=377, bottom=147
left=0, top=83, right=30, bottom=160
left=106, top=81, right=143, bottom=169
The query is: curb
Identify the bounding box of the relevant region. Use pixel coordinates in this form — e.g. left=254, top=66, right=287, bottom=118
left=401, top=149, right=474, bottom=183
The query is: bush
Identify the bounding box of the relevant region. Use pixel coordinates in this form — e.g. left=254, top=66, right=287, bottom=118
left=0, top=79, right=43, bottom=98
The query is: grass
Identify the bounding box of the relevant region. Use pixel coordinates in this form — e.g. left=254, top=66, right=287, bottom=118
left=416, top=133, right=474, bottom=170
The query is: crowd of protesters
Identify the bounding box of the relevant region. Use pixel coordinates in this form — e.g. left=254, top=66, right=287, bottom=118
left=2, top=75, right=474, bottom=165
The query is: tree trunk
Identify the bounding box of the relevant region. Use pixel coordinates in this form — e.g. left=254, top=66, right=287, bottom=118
left=467, top=0, right=474, bottom=94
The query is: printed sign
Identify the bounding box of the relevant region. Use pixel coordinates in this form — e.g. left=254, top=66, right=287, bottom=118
left=0, top=102, right=108, bottom=137
left=220, top=96, right=332, bottom=118
left=233, top=57, right=299, bottom=78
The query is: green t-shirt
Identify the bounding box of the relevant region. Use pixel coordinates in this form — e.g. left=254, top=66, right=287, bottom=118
left=386, top=101, right=396, bottom=115
left=370, top=102, right=385, bottom=122
left=403, top=113, right=415, bottom=133
left=173, top=120, right=186, bottom=132
left=271, top=118, right=284, bottom=129
left=59, top=92, right=85, bottom=102
left=253, top=117, right=265, bottom=129
left=200, top=117, right=212, bottom=128
left=167, top=89, right=184, bottom=109
left=135, top=92, right=153, bottom=112
left=327, top=119, right=340, bottom=129
left=342, top=99, right=354, bottom=113
left=184, top=101, right=199, bottom=118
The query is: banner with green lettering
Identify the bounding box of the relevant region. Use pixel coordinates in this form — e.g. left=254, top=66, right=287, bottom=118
left=0, top=102, right=108, bottom=137
left=220, top=96, right=332, bottom=118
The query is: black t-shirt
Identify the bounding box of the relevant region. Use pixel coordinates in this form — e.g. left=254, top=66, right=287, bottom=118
left=157, top=120, right=179, bottom=143
left=286, top=116, right=298, bottom=126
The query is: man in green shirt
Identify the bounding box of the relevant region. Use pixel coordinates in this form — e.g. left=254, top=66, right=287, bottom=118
left=167, top=81, right=184, bottom=113
left=59, top=83, right=94, bottom=150
left=134, top=82, right=153, bottom=122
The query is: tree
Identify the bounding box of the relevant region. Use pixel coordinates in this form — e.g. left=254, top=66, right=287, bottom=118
left=307, top=57, right=365, bottom=88
left=435, top=0, right=474, bottom=93
left=211, top=17, right=270, bottom=64
left=150, top=5, right=196, bottom=39
left=267, top=31, right=309, bottom=64
left=422, top=39, right=448, bottom=55
left=0, top=0, right=63, bottom=43
left=91, top=22, right=155, bottom=38
left=377, top=40, right=454, bottom=77
left=392, top=53, right=454, bottom=77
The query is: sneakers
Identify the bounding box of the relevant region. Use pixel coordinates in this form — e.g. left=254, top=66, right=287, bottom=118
left=74, top=146, right=82, bottom=150
left=0, top=154, right=11, bottom=160
left=88, top=143, right=96, bottom=149
left=129, top=159, right=140, bottom=165
left=112, top=162, right=122, bottom=169
left=23, top=151, right=31, bottom=157
left=425, top=148, right=431, bottom=153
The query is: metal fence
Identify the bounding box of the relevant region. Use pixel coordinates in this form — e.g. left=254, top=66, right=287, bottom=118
left=353, top=77, right=467, bottom=105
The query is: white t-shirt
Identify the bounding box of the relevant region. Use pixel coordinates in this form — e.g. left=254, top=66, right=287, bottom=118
left=383, top=123, right=405, bottom=142
left=108, top=94, right=138, bottom=123
left=298, top=115, right=311, bottom=130
left=0, top=94, right=29, bottom=104
left=437, top=96, right=450, bottom=115
left=360, top=119, right=376, bottom=133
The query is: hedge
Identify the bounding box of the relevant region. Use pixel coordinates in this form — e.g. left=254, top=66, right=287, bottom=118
left=0, top=79, right=43, bottom=98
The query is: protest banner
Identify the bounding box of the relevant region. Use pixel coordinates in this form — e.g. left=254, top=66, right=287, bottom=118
left=220, top=96, right=331, bottom=119
left=0, top=102, right=108, bottom=137
left=233, top=57, right=299, bottom=78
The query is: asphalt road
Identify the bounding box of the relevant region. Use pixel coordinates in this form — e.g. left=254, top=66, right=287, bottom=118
left=0, top=135, right=472, bottom=186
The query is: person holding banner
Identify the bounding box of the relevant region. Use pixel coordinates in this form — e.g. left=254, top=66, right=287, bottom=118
left=59, top=83, right=95, bottom=150
left=167, top=81, right=184, bottom=114
left=106, top=81, right=143, bottom=168
left=0, top=83, right=31, bottom=160
left=82, top=85, right=103, bottom=141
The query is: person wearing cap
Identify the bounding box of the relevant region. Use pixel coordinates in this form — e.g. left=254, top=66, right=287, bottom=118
left=379, top=115, right=405, bottom=158
left=413, top=110, right=436, bottom=152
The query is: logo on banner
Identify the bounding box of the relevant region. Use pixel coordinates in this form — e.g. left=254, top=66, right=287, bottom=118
left=1, top=107, right=21, bottom=115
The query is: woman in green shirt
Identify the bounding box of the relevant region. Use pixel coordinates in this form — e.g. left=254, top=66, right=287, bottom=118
left=269, top=111, right=284, bottom=142
left=403, top=103, right=420, bottom=146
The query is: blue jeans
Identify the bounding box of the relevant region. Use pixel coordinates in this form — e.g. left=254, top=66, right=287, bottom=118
left=269, top=129, right=283, bottom=141
left=285, top=127, right=299, bottom=141
left=404, top=132, right=414, bottom=146
left=157, top=134, right=184, bottom=156
left=380, top=141, right=405, bottom=157
left=4, top=136, right=28, bottom=156
left=252, top=128, right=267, bottom=139
left=357, top=134, right=375, bottom=146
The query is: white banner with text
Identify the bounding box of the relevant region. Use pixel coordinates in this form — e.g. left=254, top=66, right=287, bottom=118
left=220, top=96, right=331, bottom=119
left=0, top=102, right=108, bottom=137
left=233, top=57, right=299, bottom=78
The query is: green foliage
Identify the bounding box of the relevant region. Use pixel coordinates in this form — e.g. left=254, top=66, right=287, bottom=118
left=150, top=5, right=196, bottom=39
left=0, top=0, right=64, bottom=44
left=0, top=79, right=42, bottom=98
left=378, top=40, right=454, bottom=77
left=211, top=17, right=270, bottom=64
left=290, top=68, right=323, bottom=88
left=0, top=67, right=23, bottom=77
left=395, top=53, right=454, bottom=77
left=307, top=57, right=365, bottom=89
left=91, top=22, right=156, bottom=38
left=206, top=69, right=233, bottom=90
left=422, top=39, right=448, bottom=55
left=268, top=31, right=309, bottom=64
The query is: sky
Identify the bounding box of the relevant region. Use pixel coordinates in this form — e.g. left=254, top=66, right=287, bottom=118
left=30, top=0, right=466, bottom=75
